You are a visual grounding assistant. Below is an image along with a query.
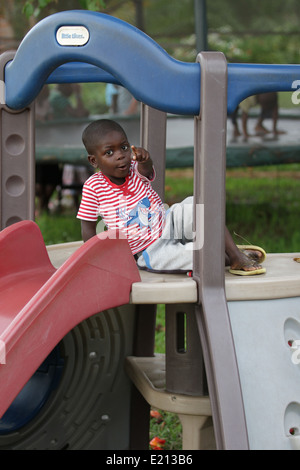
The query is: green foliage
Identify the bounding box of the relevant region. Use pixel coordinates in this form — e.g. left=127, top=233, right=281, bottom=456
left=145, top=0, right=194, bottom=37
left=207, top=0, right=300, bottom=32
left=208, top=30, right=300, bottom=64
left=13, top=0, right=300, bottom=64
left=78, top=0, right=106, bottom=10
left=81, top=82, right=108, bottom=114
left=23, top=0, right=54, bottom=18
left=23, top=0, right=106, bottom=18
left=206, top=0, right=300, bottom=64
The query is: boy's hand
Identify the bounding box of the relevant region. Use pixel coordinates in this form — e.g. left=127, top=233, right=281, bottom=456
left=131, top=145, right=150, bottom=163
left=131, top=145, right=154, bottom=179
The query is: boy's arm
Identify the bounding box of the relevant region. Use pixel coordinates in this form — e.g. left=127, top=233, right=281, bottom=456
left=81, top=220, right=97, bottom=242
left=131, top=145, right=154, bottom=179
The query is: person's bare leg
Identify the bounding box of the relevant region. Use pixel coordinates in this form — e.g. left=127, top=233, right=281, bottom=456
left=255, top=118, right=270, bottom=135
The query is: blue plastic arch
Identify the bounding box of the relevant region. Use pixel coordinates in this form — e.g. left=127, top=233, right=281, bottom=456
left=4, top=10, right=300, bottom=114
left=5, top=10, right=200, bottom=114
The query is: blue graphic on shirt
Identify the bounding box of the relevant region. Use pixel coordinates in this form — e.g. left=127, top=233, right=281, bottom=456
left=124, top=197, right=151, bottom=228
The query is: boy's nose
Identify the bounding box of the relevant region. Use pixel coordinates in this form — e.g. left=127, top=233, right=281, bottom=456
left=116, top=151, right=126, bottom=160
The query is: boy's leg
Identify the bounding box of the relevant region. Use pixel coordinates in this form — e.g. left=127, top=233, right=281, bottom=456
left=136, top=235, right=193, bottom=272
left=136, top=198, right=194, bottom=272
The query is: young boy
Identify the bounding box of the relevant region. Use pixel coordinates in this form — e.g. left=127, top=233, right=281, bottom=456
left=77, top=119, right=266, bottom=275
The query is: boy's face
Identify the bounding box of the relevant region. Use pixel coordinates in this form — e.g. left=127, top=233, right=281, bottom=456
left=88, top=130, right=132, bottom=185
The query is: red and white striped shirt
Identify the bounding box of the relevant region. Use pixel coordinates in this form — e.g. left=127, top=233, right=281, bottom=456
left=77, top=161, right=166, bottom=254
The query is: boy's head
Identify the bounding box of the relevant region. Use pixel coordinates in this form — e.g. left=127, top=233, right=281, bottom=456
left=82, top=119, right=132, bottom=185
left=82, top=119, right=127, bottom=155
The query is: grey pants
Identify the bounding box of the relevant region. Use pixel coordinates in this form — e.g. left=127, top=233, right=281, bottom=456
left=136, top=197, right=198, bottom=273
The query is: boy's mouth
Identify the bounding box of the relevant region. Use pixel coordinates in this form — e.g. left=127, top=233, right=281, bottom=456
left=117, top=163, right=129, bottom=171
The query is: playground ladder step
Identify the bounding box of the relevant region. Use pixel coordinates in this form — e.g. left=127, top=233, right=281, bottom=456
left=125, top=354, right=214, bottom=450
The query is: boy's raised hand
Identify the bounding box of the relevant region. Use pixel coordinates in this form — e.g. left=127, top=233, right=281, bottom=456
left=131, top=145, right=154, bottom=179
left=131, top=145, right=150, bottom=163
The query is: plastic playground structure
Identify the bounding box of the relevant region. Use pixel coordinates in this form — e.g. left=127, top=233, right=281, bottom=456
left=0, top=10, right=300, bottom=450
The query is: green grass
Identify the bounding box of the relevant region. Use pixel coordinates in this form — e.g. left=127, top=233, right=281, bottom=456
left=278, top=91, right=296, bottom=109
left=226, top=165, right=300, bottom=253
left=154, top=305, right=166, bottom=355
left=165, top=164, right=300, bottom=254
left=149, top=407, right=183, bottom=450
left=37, top=211, right=82, bottom=245
left=35, top=163, right=300, bottom=450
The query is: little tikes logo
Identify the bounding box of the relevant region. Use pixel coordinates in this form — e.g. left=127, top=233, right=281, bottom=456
left=56, top=26, right=89, bottom=46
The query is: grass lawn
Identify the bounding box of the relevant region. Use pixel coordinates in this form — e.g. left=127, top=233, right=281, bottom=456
left=164, top=164, right=300, bottom=253
left=36, top=163, right=300, bottom=449
left=226, top=165, right=300, bottom=253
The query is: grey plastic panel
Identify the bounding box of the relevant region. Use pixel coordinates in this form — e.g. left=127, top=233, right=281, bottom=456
left=0, top=51, right=35, bottom=230
left=228, top=296, right=300, bottom=450
left=165, top=303, right=207, bottom=396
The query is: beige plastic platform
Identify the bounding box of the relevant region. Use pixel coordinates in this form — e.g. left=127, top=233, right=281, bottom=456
left=47, top=242, right=300, bottom=450
left=47, top=242, right=300, bottom=303
left=124, top=354, right=215, bottom=450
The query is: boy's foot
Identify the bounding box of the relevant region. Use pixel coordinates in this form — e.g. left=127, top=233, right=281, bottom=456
left=237, top=245, right=266, bottom=264
left=240, top=248, right=263, bottom=263
left=229, top=254, right=266, bottom=276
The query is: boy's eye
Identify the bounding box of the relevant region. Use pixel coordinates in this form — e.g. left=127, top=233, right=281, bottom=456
left=105, top=150, right=113, bottom=156
left=122, top=145, right=129, bottom=151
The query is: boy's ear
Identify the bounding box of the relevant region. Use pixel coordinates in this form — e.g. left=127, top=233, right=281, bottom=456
left=88, top=155, right=98, bottom=168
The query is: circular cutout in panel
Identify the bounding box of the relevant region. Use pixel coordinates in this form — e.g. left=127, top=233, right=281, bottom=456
left=5, top=134, right=25, bottom=156
left=5, top=216, right=23, bottom=227
left=5, top=175, right=25, bottom=197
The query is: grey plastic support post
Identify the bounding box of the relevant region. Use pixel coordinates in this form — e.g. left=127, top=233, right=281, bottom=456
left=193, top=52, right=249, bottom=449
left=140, top=104, right=167, bottom=201
left=0, top=51, right=35, bottom=230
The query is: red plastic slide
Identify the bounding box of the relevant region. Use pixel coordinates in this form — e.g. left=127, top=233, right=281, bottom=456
left=0, top=220, right=140, bottom=418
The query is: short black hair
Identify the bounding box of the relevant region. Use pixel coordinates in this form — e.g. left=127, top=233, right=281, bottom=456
left=82, top=119, right=127, bottom=155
